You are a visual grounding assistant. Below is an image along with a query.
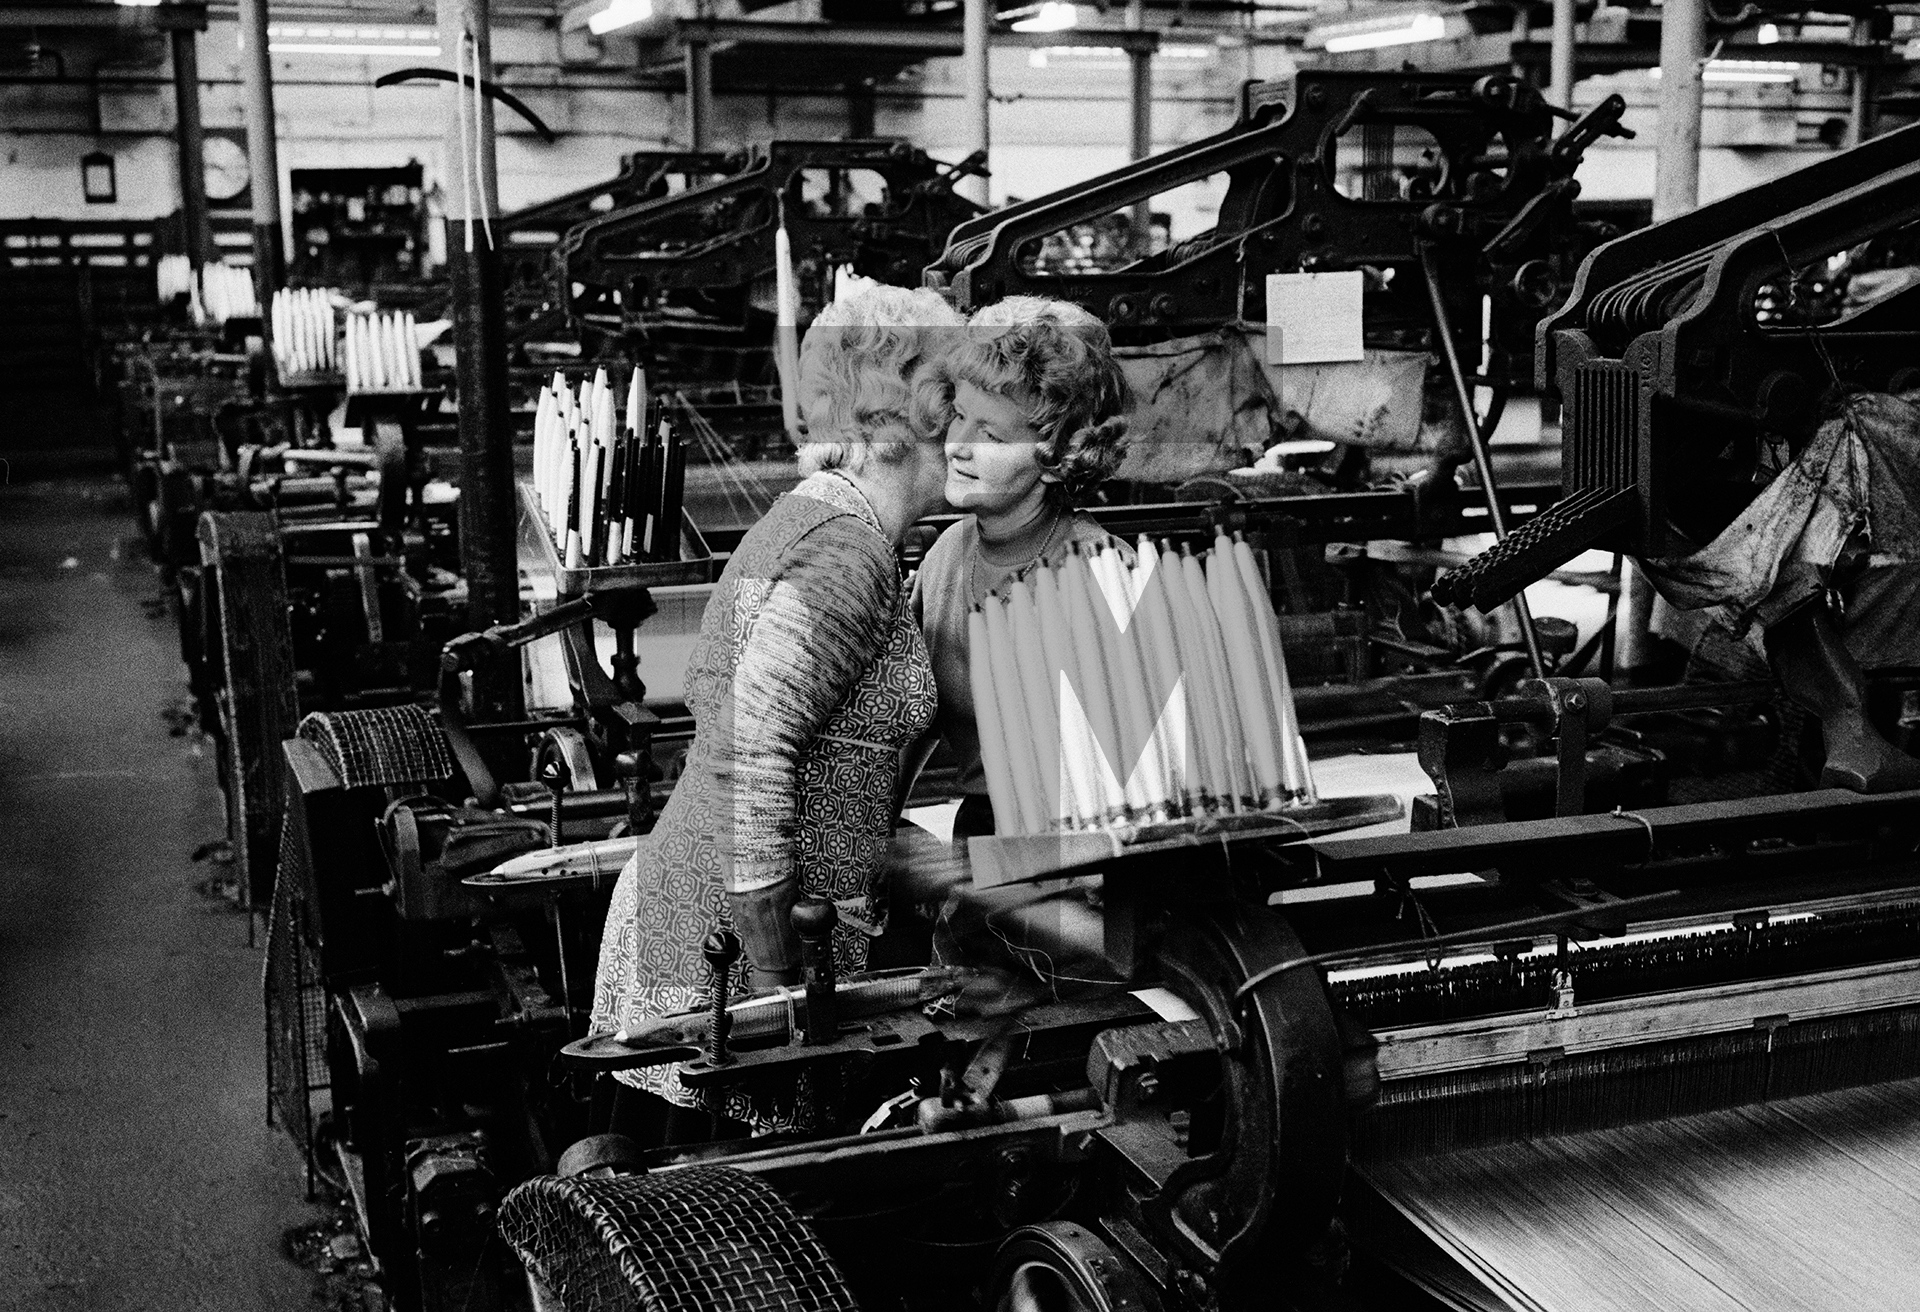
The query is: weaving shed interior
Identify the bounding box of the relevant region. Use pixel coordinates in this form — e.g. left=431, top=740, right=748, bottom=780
left=9, top=0, right=1920, bottom=1305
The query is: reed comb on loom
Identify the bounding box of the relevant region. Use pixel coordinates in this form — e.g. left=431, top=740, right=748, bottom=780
left=531, top=366, right=688, bottom=569
left=968, top=534, right=1315, bottom=837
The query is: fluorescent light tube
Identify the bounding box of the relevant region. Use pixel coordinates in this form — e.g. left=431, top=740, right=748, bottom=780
left=269, top=42, right=442, bottom=56
left=1012, top=3, right=1079, bottom=33
left=588, top=0, right=655, bottom=35
left=1321, top=13, right=1446, bottom=52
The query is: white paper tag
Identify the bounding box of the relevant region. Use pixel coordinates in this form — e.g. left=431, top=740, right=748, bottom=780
left=1266, top=270, right=1365, bottom=365
left=1129, top=987, right=1201, bottom=1023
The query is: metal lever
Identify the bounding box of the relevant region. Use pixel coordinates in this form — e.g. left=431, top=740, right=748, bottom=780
left=436, top=595, right=600, bottom=807
left=938, top=148, right=990, bottom=183
left=1551, top=93, right=1636, bottom=168
left=702, top=928, right=741, bottom=1066
left=792, top=898, right=838, bottom=1045
left=1417, top=240, right=1548, bottom=679
left=538, top=753, right=571, bottom=849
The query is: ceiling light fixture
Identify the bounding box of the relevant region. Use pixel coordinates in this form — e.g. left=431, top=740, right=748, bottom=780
left=266, top=24, right=440, bottom=56
left=588, top=0, right=655, bottom=34
left=1314, top=12, right=1447, bottom=53
left=114, top=0, right=163, bottom=8
left=1012, top=3, right=1079, bottom=33
left=1648, top=58, right=1799, bottom=83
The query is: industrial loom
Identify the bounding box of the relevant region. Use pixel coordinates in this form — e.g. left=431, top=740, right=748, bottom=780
left=263, top=371, right=725, bottom=1308
left=929, top=69, right=1625, bottom=364
left=1433, top=119, right=1920, bottom=612
left=495, top=150, right=732, bottom=348
left=258, top=112, right=1920, bottom=1312
left=925, top=68, right=1632, bottom=489
left=488, top=772, right=1920, bottom=1311
left=556, top=138, right=982, bottom=384
left=918, top=70, right=1656, bottom=732
left=480, top=126, right=1920, bottom=1312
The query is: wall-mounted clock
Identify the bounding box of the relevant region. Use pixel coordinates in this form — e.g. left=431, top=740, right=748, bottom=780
left=204, top=135, right=251, bottom=205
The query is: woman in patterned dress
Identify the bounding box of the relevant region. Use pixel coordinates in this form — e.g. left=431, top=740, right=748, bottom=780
left=589, top=285, right=960, bottom=1140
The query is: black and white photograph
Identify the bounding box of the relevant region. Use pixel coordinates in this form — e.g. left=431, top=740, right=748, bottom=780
left=4, top=0, right=1920, bottom=1307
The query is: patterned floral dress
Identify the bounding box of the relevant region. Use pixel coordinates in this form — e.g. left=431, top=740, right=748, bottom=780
left=590, top=471, right=937, bottom=1132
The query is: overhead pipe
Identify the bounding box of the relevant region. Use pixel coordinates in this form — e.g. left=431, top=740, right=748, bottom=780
left=1128, top=0, right=1152, bottom=240
left=237, top=0, right=285, bottom=302
left=170, top=28, right=211, bottom=268
left=685, top=41, right=713, bottom=150
left=962, top=0, right=990, bottom=207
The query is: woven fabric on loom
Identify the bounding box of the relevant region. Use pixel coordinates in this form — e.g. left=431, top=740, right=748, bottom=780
left=1359, top=1077, right=1920, bottom=1312
left=296, top=705, right=454, bottom=788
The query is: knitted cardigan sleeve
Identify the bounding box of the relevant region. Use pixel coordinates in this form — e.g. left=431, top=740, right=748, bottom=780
left=708, top=513, right=899, bottom=893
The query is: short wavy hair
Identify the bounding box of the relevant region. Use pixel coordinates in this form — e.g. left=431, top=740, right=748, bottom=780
left=795, top=285, right=964, bottom=477
left=948, top=296, right=1133, bottom=503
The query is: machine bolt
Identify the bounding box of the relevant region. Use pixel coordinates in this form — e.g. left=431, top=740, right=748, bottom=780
left=1565, top=691, right=1586, bottom=711
left=538, top=753, right=572, bottom=849
left=702, top=928, right=741, bottom=1065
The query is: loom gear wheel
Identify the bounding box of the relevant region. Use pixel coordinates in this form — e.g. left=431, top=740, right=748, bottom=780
left=1150, top=905, right=1349, bottom=1309
left=988, top=1222, right=1162, bottom=1312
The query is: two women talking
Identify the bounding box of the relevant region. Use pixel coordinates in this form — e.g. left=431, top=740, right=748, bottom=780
left=590, top=285, right=1134, bottom=1139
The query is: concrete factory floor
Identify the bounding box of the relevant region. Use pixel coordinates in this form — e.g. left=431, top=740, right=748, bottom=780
left=0, top=476, right=337, bottom=1311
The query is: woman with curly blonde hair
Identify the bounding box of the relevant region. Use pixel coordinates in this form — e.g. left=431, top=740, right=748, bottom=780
left=590, top=284, right=960, bottom=1141
left=912, top=295, right=1134, bottom=840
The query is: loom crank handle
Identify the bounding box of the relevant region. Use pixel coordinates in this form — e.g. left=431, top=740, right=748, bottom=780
left=1417, top=237, right=1547, bottom=679
left=793, top=898, right=839, bottom=1044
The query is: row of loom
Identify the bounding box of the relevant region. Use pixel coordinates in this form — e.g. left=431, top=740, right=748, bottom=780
left=344, top=309, right=423, bottom=393
left=530, top=365, right=689, bottom=570
left=969, top=533, right=1315, bottom=835
left=270, top=287, right=341, bottom=378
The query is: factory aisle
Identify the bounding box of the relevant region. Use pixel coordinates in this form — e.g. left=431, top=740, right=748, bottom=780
left=0, top=477, right=325, bottom=1311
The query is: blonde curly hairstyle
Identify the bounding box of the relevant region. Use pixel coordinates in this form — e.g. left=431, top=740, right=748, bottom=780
left=948, top=296, right=1133, bottom=503
left=795, top=285, right=964, bottom=477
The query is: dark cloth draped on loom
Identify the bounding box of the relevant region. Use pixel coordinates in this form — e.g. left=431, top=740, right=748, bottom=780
left=1644, top=389, right=1920, bottom=673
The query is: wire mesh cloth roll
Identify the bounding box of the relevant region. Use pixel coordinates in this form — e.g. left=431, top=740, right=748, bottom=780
left=968, top=533, right=1313, bottom=837
left=497, top=1165, right=861, bottom=1312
